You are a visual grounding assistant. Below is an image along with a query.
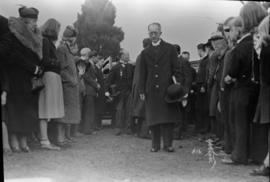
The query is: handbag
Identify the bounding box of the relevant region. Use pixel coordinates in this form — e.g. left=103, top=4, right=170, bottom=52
left=31, top=76, right=44, bottom=92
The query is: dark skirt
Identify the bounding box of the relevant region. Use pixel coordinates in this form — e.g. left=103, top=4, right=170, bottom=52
left=7, top=92, right=39, bottom=134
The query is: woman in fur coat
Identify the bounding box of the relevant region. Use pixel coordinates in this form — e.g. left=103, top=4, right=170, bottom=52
left=0, top=7, right=43, bottom=152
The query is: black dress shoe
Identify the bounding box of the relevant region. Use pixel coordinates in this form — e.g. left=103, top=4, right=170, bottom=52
left=163, top=147, right=175, bottom=153
left=21, top=146, right=30, bottom=153
left=11, top=147, right=21, bottom=153
left=250, top=165, right=269, bottom=176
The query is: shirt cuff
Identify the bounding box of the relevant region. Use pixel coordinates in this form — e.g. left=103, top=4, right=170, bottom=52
left=34, top=66, right=39, bottom=75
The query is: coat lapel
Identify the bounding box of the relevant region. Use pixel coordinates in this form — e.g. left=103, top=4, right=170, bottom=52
left=145, top=40, right=167, bottom=63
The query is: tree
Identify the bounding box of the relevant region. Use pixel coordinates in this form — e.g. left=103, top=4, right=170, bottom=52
left=74, top=0, right=124, bottom=59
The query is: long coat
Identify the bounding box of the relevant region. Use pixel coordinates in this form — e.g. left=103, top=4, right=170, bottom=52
left=253, top=41, right=270, bottom=124
left=0, top=31, right=41, bottom=134
left=208, top=52, right=220, bottom=117
left=196, top=55, right=210, bottom=119
left=138, top=40, right=183, bottom=126
left=57, top=43, right=80, bottom=124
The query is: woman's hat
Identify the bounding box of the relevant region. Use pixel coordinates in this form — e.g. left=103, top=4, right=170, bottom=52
left=164, top=84, right=186, bottom=103
left=18, top=6, right=39, bottom=19
left=63, top=25, right=77, bottom=39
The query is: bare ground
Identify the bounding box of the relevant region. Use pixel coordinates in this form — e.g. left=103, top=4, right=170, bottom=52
left=3, top=128, right=269, bottom=182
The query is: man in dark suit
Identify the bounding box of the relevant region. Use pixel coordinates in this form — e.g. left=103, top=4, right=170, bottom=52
left=173, top=46, right=193, bottom=139
left=222, top=17, right=260, bottom=165
left=93, top=54, right=105, bottom=130
left=138, top=22, right=185, bottom=152
left=195, top=43, right=210, bottom=134
left=105, top=49, right=134, bottom=135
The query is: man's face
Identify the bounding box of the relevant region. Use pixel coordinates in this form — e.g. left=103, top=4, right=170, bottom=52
left=148, top=24, right=162, bottom=43
left=182, top=53, right=190, bottom=61
left=70, top=43, right=78, bottom=55
left=120, top=53, right=129, bottom=63
left=80, top=53, right=89, bottom=61
left=93, top=56, right=101, bottom=64
left=229, top=25, right=241, bottom=42
left=212, top=39, right=225, bottom=51
left=197, top=49, right=205, bottom=58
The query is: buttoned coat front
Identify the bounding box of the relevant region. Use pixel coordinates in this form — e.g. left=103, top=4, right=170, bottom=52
left=138, top=40, right=183, bottom=126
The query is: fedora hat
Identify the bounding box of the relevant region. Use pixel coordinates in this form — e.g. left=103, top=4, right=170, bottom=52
left=208, top=31, right=224, bottom=41
left=164, top=84, right=186, bottom=103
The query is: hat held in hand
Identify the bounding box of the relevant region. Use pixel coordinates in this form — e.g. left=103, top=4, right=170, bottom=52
left=63, top=25, right=77, bottom=39
left=165, top=84, right=186, bottom=103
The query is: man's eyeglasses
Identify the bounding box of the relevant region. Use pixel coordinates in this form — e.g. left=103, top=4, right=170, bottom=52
left=149, top=31, right=160, bottom=35
left=224, top=28, right=230, bottom=32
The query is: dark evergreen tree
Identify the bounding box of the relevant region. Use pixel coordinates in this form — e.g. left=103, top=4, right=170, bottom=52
left=75, top=0, right=124, bottom=59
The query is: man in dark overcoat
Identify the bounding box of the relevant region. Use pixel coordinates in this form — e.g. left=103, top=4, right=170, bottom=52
left=208, top=32, right=228, bottom=140
left=138, top=23, right=185, bottom=152
left=105, top=49, right=134, bottom=136
left=195, top=43, right=210, bottom=134
left=93, top=54, right=105, bottom=130
left=173, top=46, right=193, bottom=139
left=222, top=23, right=260, bottom=165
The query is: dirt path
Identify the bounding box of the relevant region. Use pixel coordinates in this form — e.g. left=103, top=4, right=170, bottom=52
left=3, top=128, right=268, bottom=182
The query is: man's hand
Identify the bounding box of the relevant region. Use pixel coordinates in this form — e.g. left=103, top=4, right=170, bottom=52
left=217, top=101, right=221, bottom=113
left=200, top=87, right=206, bottom=93
left=1, top=91, right=7, bottom=106
left=105, top=92, right=110, bottom=97
left=78, top=65, right=85, bottom=76
left=140, top=93, right=145, bottom=101
left=97, top=83, right=101, bottom=90
left=224, top=75, right=233, bottom=84
left=182, top=100, right=188, bottom=107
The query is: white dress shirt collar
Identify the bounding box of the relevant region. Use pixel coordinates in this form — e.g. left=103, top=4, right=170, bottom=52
left=237, top=33, right=251, bottom=44
left=152, top=39, right=161, bottom=47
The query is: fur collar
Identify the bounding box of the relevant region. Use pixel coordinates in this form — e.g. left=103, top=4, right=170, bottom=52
left=8, top=17, right=43, bottom=60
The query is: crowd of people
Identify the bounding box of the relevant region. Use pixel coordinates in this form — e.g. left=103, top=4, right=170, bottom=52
left=1, top=1, right=269, bottom=177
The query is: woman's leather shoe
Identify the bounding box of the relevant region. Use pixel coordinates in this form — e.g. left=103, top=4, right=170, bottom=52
left=250, top=165, right=269, bottom=176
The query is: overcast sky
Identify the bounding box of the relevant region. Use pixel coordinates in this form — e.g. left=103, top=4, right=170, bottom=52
left=0, top=0, right=243, bottom=61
